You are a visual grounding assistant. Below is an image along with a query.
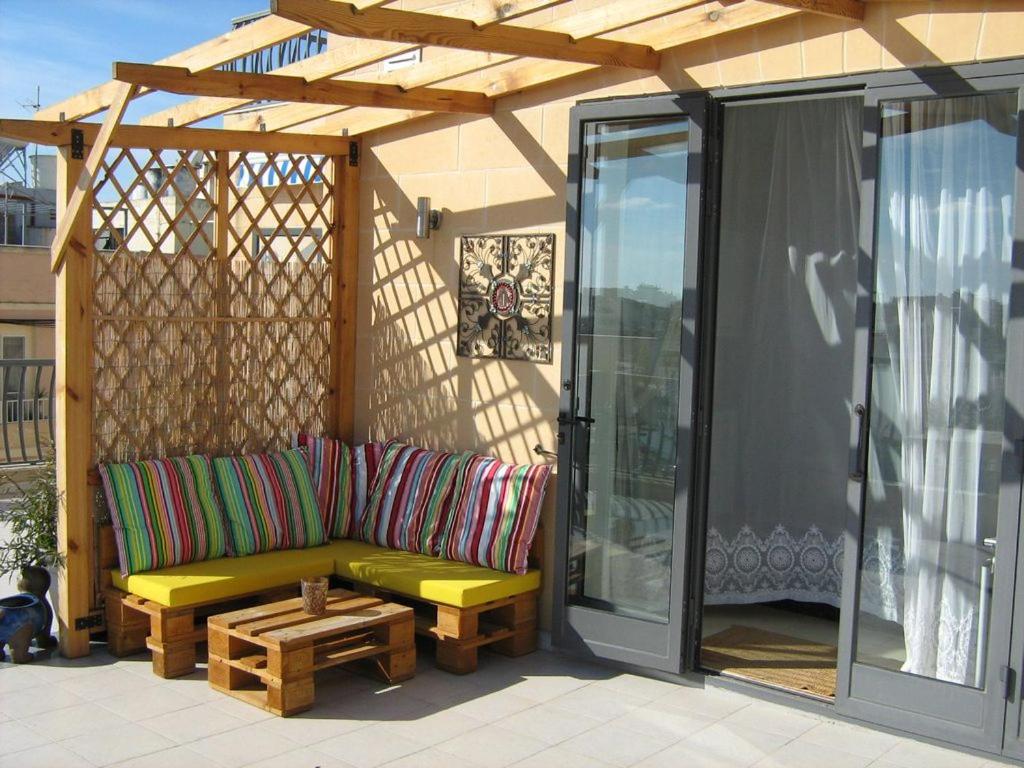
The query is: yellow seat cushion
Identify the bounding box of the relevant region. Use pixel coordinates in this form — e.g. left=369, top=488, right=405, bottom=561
left=111, top=547, right=335, bottom=607
left=326, top=539, right=540, bottom=608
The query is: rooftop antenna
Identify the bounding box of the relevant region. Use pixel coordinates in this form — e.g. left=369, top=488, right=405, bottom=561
left=16, top=86, right=41, bottom=187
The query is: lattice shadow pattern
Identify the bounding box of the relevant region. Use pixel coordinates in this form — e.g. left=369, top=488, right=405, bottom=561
left=92, top=149, right=336, bottom=462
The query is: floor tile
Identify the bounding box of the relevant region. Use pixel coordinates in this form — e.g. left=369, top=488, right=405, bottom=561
left=435, top=723, right=547, bottom=768
left=256, top=704, right=370, bottom=745
left=97, top=684, right=197, bottom=722
left=0, top=664, right=44, bottom=694
left=754, top=739, right=872, bottom=768
left=879, top=739, right=990, bottom=768
left=652, top=683, right=751, bottom=720
left=499, top=702, right=604, bottom=745
left=500, top=673, right=592, bottom=703
left=242, top=746, right=357, bottom=768
left=56, top=667, right=160, bottom=702
left=682, top=722, right=792, bottom=766
left=720, top=701, right=820, bottom=739
left=0, top=681, right=86, bottom=718
left=449, top=689, right=538, bottom=722
left=379, top=707, right=487, bottom=746
left=138, top=701, right=249, bottom=744
left=317, top=723, right=430, bottom=768
left=593, top=673, right=686, bottom=702
left=0, top=719, right=50, bottom=755
left=188, top=722, right=301, bottom=768
left=108, top=745, right=221, bottom=768
left=26, top=700, right=133, bottom=741
left=383, top=746, right=486, bottom=767
left=796, top=720, right=901, bottom=760
left=635, top=740, right=753, bottom=768
left=561, top=722, right=678, bottom=767
left=61, top=726, right=176, bottom=767
left=2, top=742, right=96, bottom=768
left=512, top=745, right=615, bottom=768
left=548, top=684, right=648, bottom=722
left=612, top=703, right=718, bottom=741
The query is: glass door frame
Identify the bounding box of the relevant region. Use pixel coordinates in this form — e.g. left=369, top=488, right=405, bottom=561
left=836, top=70, right=1024, bottom=753
left=551, top=92, right=708, bottom=672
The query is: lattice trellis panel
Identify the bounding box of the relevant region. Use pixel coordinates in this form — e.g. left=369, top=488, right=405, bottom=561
left=91, top=148, right=337, bottom=463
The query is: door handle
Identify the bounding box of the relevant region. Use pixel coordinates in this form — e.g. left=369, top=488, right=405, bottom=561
left=850, top=403, right=869, bottom=481
left=557, top=415, right=595, bottom=426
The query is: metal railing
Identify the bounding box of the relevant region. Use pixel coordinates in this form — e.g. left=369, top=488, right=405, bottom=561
left=1, top=359, right=55, bottom=466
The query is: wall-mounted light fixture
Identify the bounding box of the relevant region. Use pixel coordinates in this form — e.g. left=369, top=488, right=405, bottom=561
left=416, top=196, right=442, bottom=239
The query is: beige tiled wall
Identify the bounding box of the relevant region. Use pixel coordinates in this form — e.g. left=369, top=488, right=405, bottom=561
left=353, top=1, right=1024, bottom=629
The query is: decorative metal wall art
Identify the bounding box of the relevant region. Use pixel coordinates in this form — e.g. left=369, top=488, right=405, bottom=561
left=457, top=234, right=555, bottom=362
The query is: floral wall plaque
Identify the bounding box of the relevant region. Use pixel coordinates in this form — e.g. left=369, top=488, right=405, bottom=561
left=457, top=234, right=554, bottom=362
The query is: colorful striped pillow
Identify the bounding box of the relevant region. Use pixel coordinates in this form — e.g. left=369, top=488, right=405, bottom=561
left=99, top=455, right=227, bottom=577
left=351, top=441, right=386, bottom=534
left=358, top=442, right=461, bottom=555
left=212, top=448, right=327, bottom=556
left=293, top=434, right=353, bottom=538
left=439, top=453, right=551, bottom=574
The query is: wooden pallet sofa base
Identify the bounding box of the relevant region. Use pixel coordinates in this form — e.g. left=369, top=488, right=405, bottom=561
left=350, top=582, right=538, bottom=675
left=105, top=584, right=301, bottom=678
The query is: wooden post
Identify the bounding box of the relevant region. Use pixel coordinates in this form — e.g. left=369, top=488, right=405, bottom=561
left=332, top=144, right=360, bottom=443
left=55, top=143, right=96, bottom=658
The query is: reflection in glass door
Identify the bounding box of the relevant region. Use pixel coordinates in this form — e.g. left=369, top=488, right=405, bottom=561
left=841, top=89, right=1023, bottom=750
left=554, top=95, right=705, bottom=671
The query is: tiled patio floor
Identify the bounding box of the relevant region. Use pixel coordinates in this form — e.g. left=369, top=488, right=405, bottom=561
left=0, top=645, right=1010, bottom=768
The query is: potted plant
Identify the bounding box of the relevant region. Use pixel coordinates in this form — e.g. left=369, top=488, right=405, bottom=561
left=0, top=454, right=63, bottom=637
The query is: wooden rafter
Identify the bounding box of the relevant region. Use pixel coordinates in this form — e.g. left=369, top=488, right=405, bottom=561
left=0, top=118, right=350, bottom=154
left=270, top=0, right=662, bottom=69
left=36, top=15, right=311, bottom=122
left=139, top=0, right=564, bottom=128
left=761, top=0, right=864, bottom=20
left=248, top=0, right=712, bottom=133
left=113, top=62, right=494, bottom=114
left=272, top=0, right=803, bottom=137
left=49, top=83, right=138, bottom=274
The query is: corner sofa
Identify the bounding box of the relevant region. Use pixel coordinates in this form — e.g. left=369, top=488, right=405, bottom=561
left=99, top=436, right=549, bottom=678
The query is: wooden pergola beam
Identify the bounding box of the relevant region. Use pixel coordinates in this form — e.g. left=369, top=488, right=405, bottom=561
left=138, top=0, right=564, bottom=129
left=113, top=62, right=494, bottom=115
left=49, top=83, right=138, bottom=274
left=249, top=0, right=712, bottom=133
left=35, top=14, right=312, bottom=122
left=0, top=118, right=351, bottom=155
left=270, top=0, right=662, bottom=69
left=275, top=0, right=802, bottom=137
left=761, top=0, right=864, bottom=20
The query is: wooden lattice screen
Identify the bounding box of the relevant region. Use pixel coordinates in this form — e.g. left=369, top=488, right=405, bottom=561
left=91, top=149, right=338, bottom=463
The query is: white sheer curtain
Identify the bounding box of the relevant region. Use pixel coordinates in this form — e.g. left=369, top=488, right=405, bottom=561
left=870, top=94, right=1016, bottom=684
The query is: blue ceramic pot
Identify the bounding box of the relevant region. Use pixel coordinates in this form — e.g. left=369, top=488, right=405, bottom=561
left=0, top=593, right=47, bottom=649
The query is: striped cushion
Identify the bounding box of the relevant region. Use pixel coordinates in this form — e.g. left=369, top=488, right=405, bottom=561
left=212, top=448, right=326, bottom=556
left=358, top=442, right=461, bottom=555
left=99, top=455, right=227, bottom=577
left=351, top=441, right=385, bottom=535
left=293, top=434, right=353, bottom=538
left=439, top=453, right=551, bottom=574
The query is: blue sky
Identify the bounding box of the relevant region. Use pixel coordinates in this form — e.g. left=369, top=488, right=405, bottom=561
left=0, top=0, right=263, bottom=145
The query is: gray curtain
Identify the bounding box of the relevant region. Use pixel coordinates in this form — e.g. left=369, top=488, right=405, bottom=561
left=703, top=97, right=866, bottom=611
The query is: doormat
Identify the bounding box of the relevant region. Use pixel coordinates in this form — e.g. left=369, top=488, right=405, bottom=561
left=700, top=625, right=837, bottom=698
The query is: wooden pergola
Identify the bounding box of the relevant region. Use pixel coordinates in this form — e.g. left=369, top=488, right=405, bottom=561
left=0, top=0, right=867, bottom=656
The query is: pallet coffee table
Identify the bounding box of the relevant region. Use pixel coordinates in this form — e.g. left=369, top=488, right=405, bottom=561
left=207, top=588, right=415, bottom=716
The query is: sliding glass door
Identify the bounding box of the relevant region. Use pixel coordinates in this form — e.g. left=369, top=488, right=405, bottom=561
left=839, top=84, right=1024, bottom=751
left=553, top=94, right=705, bottom=671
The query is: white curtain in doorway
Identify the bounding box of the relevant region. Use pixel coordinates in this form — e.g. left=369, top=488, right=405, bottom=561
left=869, top=94, right=1016, bottom=684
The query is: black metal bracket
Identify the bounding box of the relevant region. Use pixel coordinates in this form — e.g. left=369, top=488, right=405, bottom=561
left=348, top=140, right=359, bottom=167
left=74, top=612, right=103, bottom=631
left=70, top=128, right=85, bottom=160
